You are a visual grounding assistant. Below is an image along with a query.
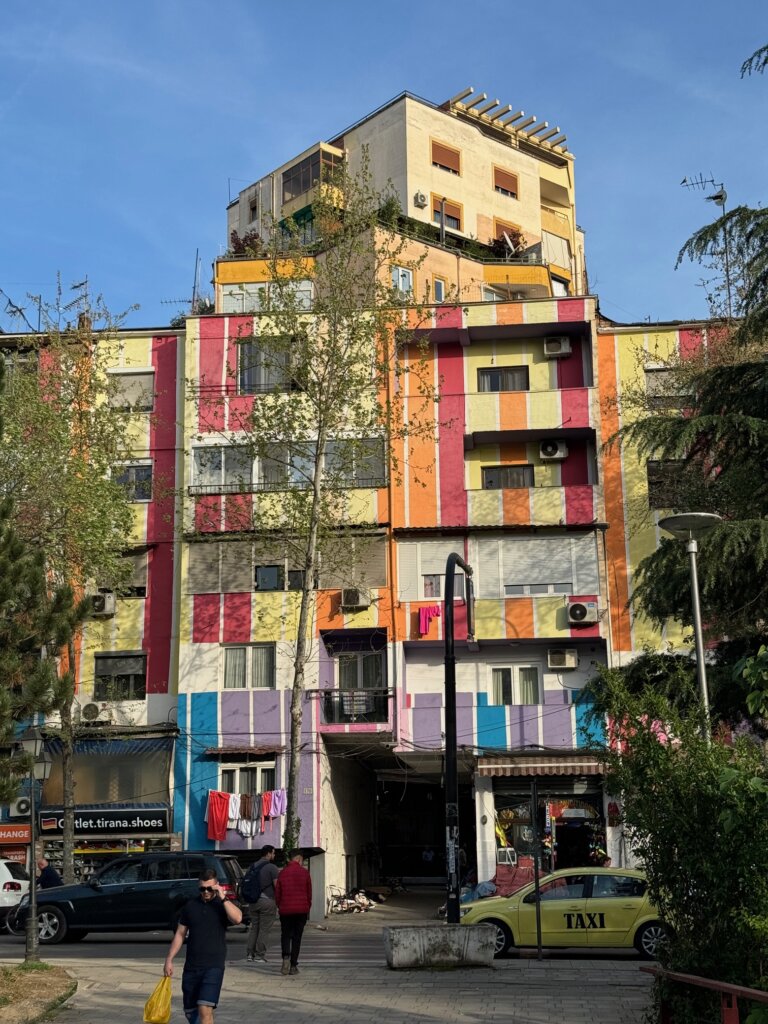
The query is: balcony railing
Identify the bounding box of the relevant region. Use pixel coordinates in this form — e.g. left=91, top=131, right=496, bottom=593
left=320, top=688, right=391, bottom=725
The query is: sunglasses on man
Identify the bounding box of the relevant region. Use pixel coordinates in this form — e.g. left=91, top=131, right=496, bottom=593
left=199, top=885, right=218, bottom=894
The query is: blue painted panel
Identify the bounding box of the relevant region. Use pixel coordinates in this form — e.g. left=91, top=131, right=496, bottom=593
left=574, top=695, right=604, bottom=747
left=186, top=692, right=219, bottom=850
left=476, top=703, right=507, bottom=751
left=173, top=695, right=189, bottom=837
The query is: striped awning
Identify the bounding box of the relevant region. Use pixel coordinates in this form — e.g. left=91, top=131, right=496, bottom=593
left=477, top=753, right=603, bottom=778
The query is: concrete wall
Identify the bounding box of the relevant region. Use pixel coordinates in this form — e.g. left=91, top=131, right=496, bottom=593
left=319, top=746, right=377, bottom=896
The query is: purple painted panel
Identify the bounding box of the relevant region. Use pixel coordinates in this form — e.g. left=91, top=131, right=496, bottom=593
left=542, top=690, right=573, bottom=747
left=414, top=693, right=443, bottom=709
left=297, top=743, right=316, bottom=847
left=220, top=691, right=250, bottom=744
left=318, top=641, right=334, bottom=690
left=510, top=706, right=540, bottom=748
left=457, top=692, right=474, bottom=748
left=413, top=707, right=443, bottom=748
left=251, top=690, right=281, bottom=747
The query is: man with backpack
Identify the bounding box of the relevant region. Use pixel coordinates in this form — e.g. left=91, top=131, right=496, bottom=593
left=241, top=845, right=279, bottom=963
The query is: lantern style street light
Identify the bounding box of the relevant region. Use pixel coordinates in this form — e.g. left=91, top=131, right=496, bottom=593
left=658, top=512, right=723, bottom=745
left=17, top=726, right=53, bottom=962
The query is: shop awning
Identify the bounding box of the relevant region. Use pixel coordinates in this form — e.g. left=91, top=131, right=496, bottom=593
left=477, top=753, right=603, bottom=778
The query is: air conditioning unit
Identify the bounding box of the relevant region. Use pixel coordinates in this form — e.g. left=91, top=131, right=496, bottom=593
left=568, top=600, right=600, bottom=626
left=413, top=190, right=428, bottom=209
left=548, top=648, right=579, bottom=670
left=543, top=336, right=572, bottom=358
left=340, top=588, right=371, bottom=610
left=9, top=797, right=31, bottom=819
left=539, top=439, right=568, bottom=461
left=80, top=702, right=113, bottom=724
left=90, top=590, right=116, bottom=618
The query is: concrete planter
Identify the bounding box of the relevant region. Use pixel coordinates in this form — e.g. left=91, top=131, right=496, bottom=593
left=382, top=924, right=495, bottom=969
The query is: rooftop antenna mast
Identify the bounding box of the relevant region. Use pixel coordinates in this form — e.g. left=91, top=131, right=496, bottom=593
left=680, top=174, right=732, bottom=319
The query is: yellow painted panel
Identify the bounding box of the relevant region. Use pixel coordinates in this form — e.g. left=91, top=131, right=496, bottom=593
left=466, top=394, right=498, bottom=433
left=179, top=593, right=193, bottom=644
left=253, top=594, right=290, bottom=642
left=534, top=597, right=564, bottom=637
left=475, top=600, right=504, bottom=640
left=483, top=265, right=550, bottom=288
left=531, top=487, right=564, bottom=524
left=345, top=490, right=376, bottom=523
left=215, top=257, right=314, bottom=285
left=344, top=605, right=376, bottom=629
left=125, top=416, right=149, bottom=452
left=129, top=505, right=147, bottom=545
left=465, top=446, right=498, bottom=490
left=114, top=599, right=144, bottom=643
left=525, top=300, right=558, bottom=324
left=528, top=388, right=560, bottom=428
left=465, top=304, right=496, bottom=328
left=467, top=489, right=502, bottom=526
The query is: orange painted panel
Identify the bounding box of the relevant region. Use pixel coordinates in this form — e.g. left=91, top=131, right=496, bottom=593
left=502, top=488, right=532, bottom=524
left=505, top=598, right=535, bottom=639
left=499, top=391, right=528, bottom=432
left=495, top=302, right=525, bottom=326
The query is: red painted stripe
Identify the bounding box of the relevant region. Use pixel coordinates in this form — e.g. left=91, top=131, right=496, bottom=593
left=195, top=495, right=222, bottom=532
left=679, top=328, right=703, bottom=360
left=556, top=337, right=584, bottom=389
left=437, top=343, right=467, bottom=525
left=569, top=593, right=600, bottom=639
left=434, top=305, right=463, bottom=329
left=559, top=385, right=589, bottom=427
left=193, top=594, right=221, bottom=643
left=144, top=335, right=177, bottom=694
left=222, top=593, right=252, bottom=642
left=563, top=485, right=595, bottom=524
left=198, top=318, right=225, bottom=433
left=557, top=298, right=585, bottom=322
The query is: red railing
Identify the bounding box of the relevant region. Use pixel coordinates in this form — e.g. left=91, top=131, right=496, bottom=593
left=641, top=966, right=768, bottom=1023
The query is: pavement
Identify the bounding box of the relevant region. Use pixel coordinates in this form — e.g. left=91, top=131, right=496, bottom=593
left=3, top=890, right=655, bottom=1024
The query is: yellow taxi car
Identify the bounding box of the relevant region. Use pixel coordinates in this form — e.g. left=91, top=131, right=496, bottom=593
left=460, top=867, right=666, bottom=958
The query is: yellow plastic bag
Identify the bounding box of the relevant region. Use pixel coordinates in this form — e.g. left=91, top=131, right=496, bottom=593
left=144, top=976, right=171, bottom=1024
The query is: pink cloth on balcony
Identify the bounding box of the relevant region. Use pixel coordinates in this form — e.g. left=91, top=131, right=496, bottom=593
left=418, top=604, right=441, bottom=636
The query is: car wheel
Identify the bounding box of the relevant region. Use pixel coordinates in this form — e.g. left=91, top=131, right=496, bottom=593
left=5, top=908, right=25, bottom=936
left=635, top=921, right=666, bottom=960
left=38, top=906, right=68, bottom=945
left=486, top=918, right=514, bottom=957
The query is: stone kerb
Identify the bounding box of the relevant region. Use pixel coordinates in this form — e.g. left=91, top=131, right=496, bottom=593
left=382, top=924, right=496, bottom=969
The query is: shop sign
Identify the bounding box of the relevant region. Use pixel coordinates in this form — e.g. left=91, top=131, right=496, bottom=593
left=2, top=846, right=27, bottom=864
left=0, top=823, right=31, bottom=844
left=39, top=806, right=169, bottom=836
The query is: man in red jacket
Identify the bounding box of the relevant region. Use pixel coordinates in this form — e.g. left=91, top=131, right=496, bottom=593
left=274, top=849, right=312, bottom=976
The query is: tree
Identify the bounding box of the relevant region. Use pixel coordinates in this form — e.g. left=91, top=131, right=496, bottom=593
left=588, top=671, right=768, bottom=1022
left=0, top=360, right=85, bottom=804
left=0, top=290, right=140, bottom=879
left=191, top=154, right=442, bottom=850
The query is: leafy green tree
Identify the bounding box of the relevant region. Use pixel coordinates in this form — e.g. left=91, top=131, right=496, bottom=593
left=0, top=292, right=139, bottom=879
left=192, top=154, right=442, bottom=850
left=589, top=671, right=768, bottom=1023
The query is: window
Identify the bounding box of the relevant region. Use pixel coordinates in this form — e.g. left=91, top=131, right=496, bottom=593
left=475, top=534, right=599, bottom=602
left=482, top=286, right=504, bottom=303
left=282, top=149, right=343, bottom=203
left=338, top=651, right=386, bottom=690
left=646, top=460, right=686, bottom=509
left=551, top=277, right=569, bottom=297
left=494, top=166, right=519, bottom=199
left=94, top=651, right=147, bottom=701
left=478, top=366, right=529, bottom=393
left=504, top=581, right=573, bottom=597
left=1, top=349, right=37, bottom=380
left=324, top=438, right=386, bottom=488
left=255, top=565, right=284, bottom=591
left=98, top=860, right=146, bottom=884
left=223, top=644, right=276, bottom=689
left=422, top=573, right=464, bottom=599
left=482, top=464, right=534, bottom=490
left=120, top=550, right=148, bottom=598
left=534, top=874, right=589, bottom=901
left=108, top=371, right=155, bottom=411
left=220, top=763, right=275, bottom=795
left=644, top=367, right=688, bottom=410
left=238, top=339, right=292, bottom=394
left=248, top=198, right=259, bottom=223
left=431, top=140, right=461, bottom=175
left=391, top=266, right=413, bottom=295
left=432, top=197, right=462, bottom=232
left=591, top=874, right=647, bottom=899
left=432, top=277, right=446, bottom=303
left=221, top=281, right=313, bottom=315
left=113, top=462, right=152, bottom=502
left=192, top=446, right=253, bottom=493
left=492, top=666, right=541, bottom=705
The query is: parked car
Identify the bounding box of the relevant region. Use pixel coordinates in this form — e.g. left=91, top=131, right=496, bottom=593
left=0, top=860, right=30, bottom=924
left=460, top=867, right=667, bottom=959
left=14, top=851, right=244, bottom=945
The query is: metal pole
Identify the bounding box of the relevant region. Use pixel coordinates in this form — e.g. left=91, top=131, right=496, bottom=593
left=439, top=198, right=446, bottom=247
left=444, top=552, right=474, bottom=925
left=530, top=778, right=543, bottom=959
left=25, top=773, right=39, bottom=962
left=687, top=539, right=711, bottom=745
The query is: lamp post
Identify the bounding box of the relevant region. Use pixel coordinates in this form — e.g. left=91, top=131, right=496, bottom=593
left=658, top=512, right=722, bottom=745
left=18, top=726, right=52, bottom=962
left=444, top=552, right=475, bottom=925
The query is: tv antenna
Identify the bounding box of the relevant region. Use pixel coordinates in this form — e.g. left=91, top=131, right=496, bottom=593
left=680, top=174, right=732, bottom=318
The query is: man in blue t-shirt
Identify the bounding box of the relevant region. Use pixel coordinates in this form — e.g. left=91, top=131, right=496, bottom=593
left=164, top=869, right=243, bottom=1024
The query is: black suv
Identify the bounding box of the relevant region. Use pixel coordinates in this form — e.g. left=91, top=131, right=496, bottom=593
left=16, top=851, right=244, bottom=945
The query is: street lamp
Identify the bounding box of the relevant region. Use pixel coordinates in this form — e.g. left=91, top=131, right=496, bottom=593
left=17, top=726, right=53, bottom=962
left=658, top=512, right=722, bottom=744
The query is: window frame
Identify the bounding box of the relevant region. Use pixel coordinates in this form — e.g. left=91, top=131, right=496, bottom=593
left=481, top=464, right=535, bottom=490
left=477, top=365, right=530, bottom=393
left=221, top=642, right=277, bottom=690
left=490, top=664, right=542, bottom=706
left=493, top=166, right=519, bottom=200
left=431, top=195, right=463, bottom=232
left=93, top=650, right=147, bottom=701
left=191, top=445, right=254, bottom=494
left=336, top=650, right=387, bottom=691
left=432, top=276, right=446, bottom=303
left=237, top=337, right=293, bottom=395
left=220, top=762, right=276, bottom=795
left=391, top=265, right=414, bottom=295
left=107, top=369, right=155, bottom=412
left=113, top=461, right=153, bottom=503
left=430, top=139, right=461, bottom=176
left=421, top=572, right=465, bottom=601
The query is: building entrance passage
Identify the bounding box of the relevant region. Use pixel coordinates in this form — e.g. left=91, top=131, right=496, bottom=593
left=376, top=779, right=475, bottom=884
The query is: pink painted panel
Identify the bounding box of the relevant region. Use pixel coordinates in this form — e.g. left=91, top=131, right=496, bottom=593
left=556, top=338, right=585, bottom=390
left=557, top=298, right=585, bottom=322
left=198, top=318, right=225, bottom=432
left=193, top=594, right=221, bottom=643
left=679, top=328, right=704, bottom=360
left=223, top=593, right=252, bottom=643
left=564, top=485, right=595, bottom=524
left=569, top=593, right=600, bottom=639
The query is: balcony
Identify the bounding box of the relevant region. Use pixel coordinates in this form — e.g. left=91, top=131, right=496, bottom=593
left=320, top=688, right=391, bottom=726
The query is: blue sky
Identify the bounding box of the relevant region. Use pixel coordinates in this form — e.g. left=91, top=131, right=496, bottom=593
left=0, top=0, right=764, bottom=331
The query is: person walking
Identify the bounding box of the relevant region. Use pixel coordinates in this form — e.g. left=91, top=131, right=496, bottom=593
left=274, top=849, right=312, bottom=976
left=243, top=844, right=280, bottom=963
left=36, top=859, right=63, bottom=889
left=164, top=868, right=242, bottom=1024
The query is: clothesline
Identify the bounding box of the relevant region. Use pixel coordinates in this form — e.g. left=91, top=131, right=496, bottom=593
left=205, top=787, right=286, bottom=841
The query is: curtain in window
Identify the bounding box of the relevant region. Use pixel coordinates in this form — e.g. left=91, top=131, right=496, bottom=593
left=361, top=652, right=384, bottom=689
left=252, top=645, right=275, bottom=689
left=338, top=655, right=358, bottom=690
left=224, top=648, right=246, bottom=689
left=194, top=448, right=223, bottom=487
left=518, top=667, right=540, bottom=705
left=492, top=668, right=513, bottom=705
